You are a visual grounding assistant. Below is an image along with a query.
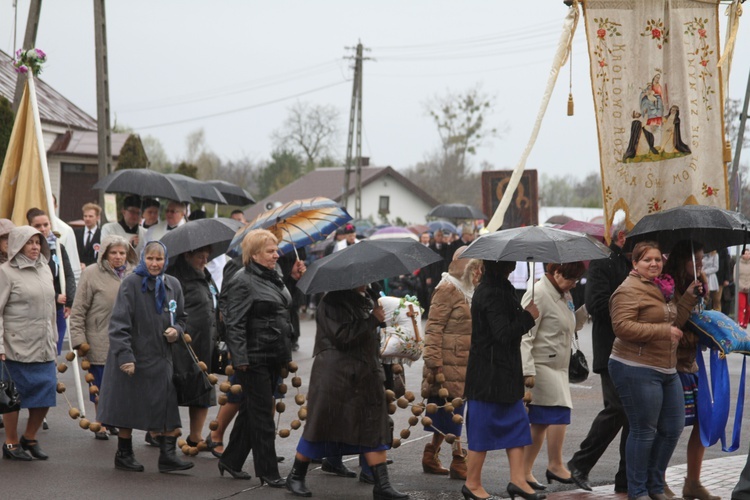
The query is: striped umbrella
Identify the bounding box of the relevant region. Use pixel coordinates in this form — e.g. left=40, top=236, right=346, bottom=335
left=229, top=197, right=351, bottom=257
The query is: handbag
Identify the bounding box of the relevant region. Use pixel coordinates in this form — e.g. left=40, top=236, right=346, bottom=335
left=172, top=331, right=213, bottom=406
left=569, top=332, right=589, bottom=384
left=210, top=341, right=229, bottom=375
left=0, top=361, right=22, bottom=414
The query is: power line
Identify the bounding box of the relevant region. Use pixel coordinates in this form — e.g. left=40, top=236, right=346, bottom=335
left=118, top=59, right=342, bottom=112
left=134, top=80, right=349, bottom=130
left=371, top=20, right=561, bottom=52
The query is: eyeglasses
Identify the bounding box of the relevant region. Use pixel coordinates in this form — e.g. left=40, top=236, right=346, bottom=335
left=165, top=209, right=183, bottom=214
left=124, top=208, right=141, bottom=215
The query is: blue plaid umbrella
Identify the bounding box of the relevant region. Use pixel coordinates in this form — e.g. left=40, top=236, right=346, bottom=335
left=229, top=197, right=351, bottom=257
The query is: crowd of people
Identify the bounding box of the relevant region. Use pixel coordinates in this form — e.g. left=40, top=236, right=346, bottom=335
left=0, top=198, right=747, bottom=500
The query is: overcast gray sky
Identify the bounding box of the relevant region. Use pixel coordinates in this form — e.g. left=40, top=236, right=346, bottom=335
left=2, top=1, right=749, bottom=179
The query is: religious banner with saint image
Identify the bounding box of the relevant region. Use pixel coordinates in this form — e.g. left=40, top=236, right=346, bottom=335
left=582, top=0, right=728, bottom=237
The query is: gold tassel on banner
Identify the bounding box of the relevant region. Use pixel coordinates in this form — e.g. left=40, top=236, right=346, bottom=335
left=724, top=140, right=733, bottom=163
left=567, top=41, right=574, bottom=116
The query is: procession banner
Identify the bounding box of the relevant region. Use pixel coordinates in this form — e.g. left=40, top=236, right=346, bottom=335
left=0, top=80, right=52, bottom=226
left=583, top=0, right=728, bottom=238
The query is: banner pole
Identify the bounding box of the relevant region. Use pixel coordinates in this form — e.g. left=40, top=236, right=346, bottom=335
left=27, top=72, right=87, bottom=418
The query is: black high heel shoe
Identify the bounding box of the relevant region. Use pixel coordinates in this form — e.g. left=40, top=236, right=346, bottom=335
left=527, top=480, right=548, bottom=491
left=2, top=443, right=32, bottom=461
left=260, top=476, right=286, bottom=488
left=461, top=484, right=497, bottom=500
left=20, top=435, right=48, bottom=460
left=218, top=461, right=252, bottom=480
left=507, top=482, right=547, bottom=500
left=545, top=469, right=575, bottom=485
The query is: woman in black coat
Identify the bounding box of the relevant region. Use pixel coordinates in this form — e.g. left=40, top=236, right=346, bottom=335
left=462, top=260, right=540, bottom=500
left=285, top=286, right=408, bottom=499
left=218, top=229, right=304, bottom=486
left=168, top=247, right=218, bottom=447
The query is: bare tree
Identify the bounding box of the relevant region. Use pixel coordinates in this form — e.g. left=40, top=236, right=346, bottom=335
left=426, top=86, right=499, bottom=176
left=726, top=98, right=750, bottom=150
left=271, top=101, right=341, bottom=166
left=141, top=135, right=172, bottom=172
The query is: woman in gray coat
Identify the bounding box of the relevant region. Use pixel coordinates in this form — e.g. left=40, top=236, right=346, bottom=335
left=70, top=235, right=137, bottom=439
left=0, top=226, right=57, bottom=461
left=97, top=241, right=193, bottom=474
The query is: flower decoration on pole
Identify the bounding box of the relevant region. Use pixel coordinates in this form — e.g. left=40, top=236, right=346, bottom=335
left=13, top=48, right=47, bottom=76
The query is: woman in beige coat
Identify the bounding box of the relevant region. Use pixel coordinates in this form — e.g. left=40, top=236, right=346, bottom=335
left=0, top=226, right=57, bottom=461
left=520, top=261, right=586, bottom=490
left=421, top=246, right=482, bottom=480
left=70, top=235, right=137, bottom=439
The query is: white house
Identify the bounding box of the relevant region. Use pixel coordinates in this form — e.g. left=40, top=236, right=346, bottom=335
left=244, top=165, right=439, bottom=225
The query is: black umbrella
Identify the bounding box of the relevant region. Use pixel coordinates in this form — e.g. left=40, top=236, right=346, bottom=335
left=93, top=169, right=193, bottom=203
left=207, top=180, right=256, bottom=206
left=626, top=205, right=750, bottom=253
left=160, top=217, right=243, bottom=262
left=461, top=225, right=611, bottom=263
left=461, top=225, right=610, bottom=300
left=296, top=239, right=442, bottom=294
left=427, top=203, right=487, bottom=220
left=167, top=174, right=227, bottom=204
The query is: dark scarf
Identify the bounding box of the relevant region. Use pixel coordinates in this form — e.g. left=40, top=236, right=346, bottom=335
left=251, top=261, right=285, bottom=288
left=133, top=242, right=169, bottom=314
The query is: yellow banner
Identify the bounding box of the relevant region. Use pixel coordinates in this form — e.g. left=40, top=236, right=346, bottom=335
left=0, top=80, right=52, bottom=226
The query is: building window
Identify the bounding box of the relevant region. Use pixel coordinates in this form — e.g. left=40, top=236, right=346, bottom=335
left=379, top=195, right=390, bottom=214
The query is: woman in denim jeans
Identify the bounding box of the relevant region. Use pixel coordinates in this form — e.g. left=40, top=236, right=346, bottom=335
left=608, top=241, right=701, bottom=500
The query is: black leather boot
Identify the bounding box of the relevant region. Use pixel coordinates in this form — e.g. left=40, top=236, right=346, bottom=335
left=285, top=458, right=312, bottom=497
left=157, top=435, right=194, bottom=473
left=114, top=437, right=144, bottom=472
left=372, top=462, right=409, bottom=499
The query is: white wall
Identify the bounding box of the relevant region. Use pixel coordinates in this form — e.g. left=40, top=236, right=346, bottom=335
left=341, top=173, right=433, bottom=225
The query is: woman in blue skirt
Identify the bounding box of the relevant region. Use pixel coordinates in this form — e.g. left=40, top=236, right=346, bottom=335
left=462, top=260, right=541, bottom=500
left=520, top=262, right=586, bottom=489
left=286, top=285, right=408, bottom=499
left=0, top=226, right=58, bottom=461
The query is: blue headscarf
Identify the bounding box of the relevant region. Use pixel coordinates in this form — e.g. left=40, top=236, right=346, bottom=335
left=133, top=241, right=169, bottom=314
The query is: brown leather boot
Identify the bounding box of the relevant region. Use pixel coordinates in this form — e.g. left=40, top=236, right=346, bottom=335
left=422, top=443, right=448, bottom=475
left=449, top=448, right=467, bottom=480
left=683, top=477, right=720, bottom=500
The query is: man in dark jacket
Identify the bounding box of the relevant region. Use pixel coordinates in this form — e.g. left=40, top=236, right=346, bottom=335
left=567, top=221, right=631, bottom=493
left=74, top=202, right=102, bottom=268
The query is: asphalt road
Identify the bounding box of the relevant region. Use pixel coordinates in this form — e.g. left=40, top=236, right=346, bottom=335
left=1, top=316, right=748, bottom=500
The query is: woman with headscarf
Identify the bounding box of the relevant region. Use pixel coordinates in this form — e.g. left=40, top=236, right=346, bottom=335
left=70, top=235, right=137, bottom=439
left=462, top=260, right=541, bottom=500
left=167, top=245, right=218, bottom=448
left=420, top=246, right=483, bottom=480
left=97, top=241, right=194, bottom=473
left=286, top=283, right=408, bottom=499
left=0, top=226, right=57, bottom=461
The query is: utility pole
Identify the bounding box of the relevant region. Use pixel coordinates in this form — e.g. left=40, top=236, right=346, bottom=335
left=93, top=0, right=113, bottom=212
left=342, top=42, right=370, bottom=218
left=12, top=0, right=42, bottom=113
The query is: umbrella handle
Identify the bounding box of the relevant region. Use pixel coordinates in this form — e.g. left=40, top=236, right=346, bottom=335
left=531, top=260, right=535, bottom=303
